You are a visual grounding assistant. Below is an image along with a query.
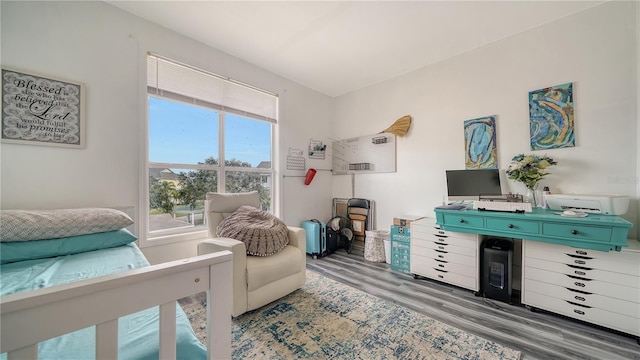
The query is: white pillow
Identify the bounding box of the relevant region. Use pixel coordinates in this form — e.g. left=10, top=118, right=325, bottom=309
left=0, top=208, right=134, bottom=242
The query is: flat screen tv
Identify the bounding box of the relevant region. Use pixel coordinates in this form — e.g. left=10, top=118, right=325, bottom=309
left=446, top=169, right=502, bottom=202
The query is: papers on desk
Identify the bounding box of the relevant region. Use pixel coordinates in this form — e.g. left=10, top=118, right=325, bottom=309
left=555, top=211, right=589, bottom=218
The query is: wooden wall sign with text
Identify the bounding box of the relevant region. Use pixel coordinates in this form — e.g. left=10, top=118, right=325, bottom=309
left=1, top=68, right=85, bottom=148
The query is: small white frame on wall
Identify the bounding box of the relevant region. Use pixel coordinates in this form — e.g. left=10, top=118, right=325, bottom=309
left=1, top=67, right=85, bottom=148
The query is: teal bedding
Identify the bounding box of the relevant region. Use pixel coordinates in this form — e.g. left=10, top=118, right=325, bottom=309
left=0, top=243, right=206, bottom=360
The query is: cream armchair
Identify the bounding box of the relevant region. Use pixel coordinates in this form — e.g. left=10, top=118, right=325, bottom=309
left=197, top=191, right=306, bottom=317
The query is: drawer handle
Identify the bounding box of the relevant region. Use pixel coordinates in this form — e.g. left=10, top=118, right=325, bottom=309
left=438, top=246, right=445, bottom=250
left=574, top=309, right=585, bottom=315
left=437, top=255, right=444, bottom=259
left=574, top=260, right=586, bottom=265
left=575, top=270, right=586, bottom=276
left=438, top=274, right=444, bottom=279
left=438, top=231, right=445, bottom=235
left=438, top=264, right=445, bottom=268
left=571, top=230, right=579, bottom=235
left=575, top=295, right=586, bottom=302
left=574, top=282, right=586, bottom=287
left=459, top=219, right=465, bottom=223
left=508, top=224, right=514, bottom=229
left=576, top=250, right=588, bottom=256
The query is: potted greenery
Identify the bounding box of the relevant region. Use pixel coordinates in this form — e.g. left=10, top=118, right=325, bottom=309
left=506, top=154, right=557, bottom=207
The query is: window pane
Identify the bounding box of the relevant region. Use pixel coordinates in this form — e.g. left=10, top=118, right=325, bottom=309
left=148, top=167, right=217, bottom=233
left=224, top=113, right=271, bottom=168
left=225, top=170, right=271, bottom=212
left=149, top=96, right=219, bottom=165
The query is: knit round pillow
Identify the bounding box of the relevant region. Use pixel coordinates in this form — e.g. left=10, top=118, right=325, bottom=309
left=216, top=205, right=289, bottom=256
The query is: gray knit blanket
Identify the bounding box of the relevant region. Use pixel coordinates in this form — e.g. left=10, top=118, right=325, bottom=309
left=216, top=205, right=289, bottom=256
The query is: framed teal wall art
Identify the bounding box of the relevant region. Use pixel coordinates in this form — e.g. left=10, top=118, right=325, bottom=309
left=529, top=82, right=574, bottom=150
left=464, top=115, right=497, bottom=169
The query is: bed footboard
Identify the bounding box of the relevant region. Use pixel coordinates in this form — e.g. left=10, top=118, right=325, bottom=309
left=0, top=251, right=233, bottom=360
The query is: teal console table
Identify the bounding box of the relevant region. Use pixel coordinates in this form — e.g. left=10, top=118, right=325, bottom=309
left=434, top=208, right=632, bottom=251
left=432, top=207, right=638, bottom=339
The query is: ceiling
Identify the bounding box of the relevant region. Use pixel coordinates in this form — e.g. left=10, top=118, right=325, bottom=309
left=107, top=1, right=603, bottom=97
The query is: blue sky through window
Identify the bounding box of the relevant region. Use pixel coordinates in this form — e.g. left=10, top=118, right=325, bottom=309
left=149, top=97, right=271, bottom=167
left=225, top=113, right=271, bottom=167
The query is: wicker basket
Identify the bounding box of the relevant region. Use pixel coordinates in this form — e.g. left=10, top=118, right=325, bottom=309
left=364, top=230, right=389, bottom=262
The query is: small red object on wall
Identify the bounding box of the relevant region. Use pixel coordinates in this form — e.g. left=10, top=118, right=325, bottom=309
left=304, top=168, right=317, bottom=185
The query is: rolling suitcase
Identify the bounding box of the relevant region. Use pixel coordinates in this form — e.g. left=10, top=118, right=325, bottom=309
left=325, top=227, right=339, bottom=254
left=302, top=219, right=326, bottom=259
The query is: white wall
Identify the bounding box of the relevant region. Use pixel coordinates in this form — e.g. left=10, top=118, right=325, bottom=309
left=1, top=1, right=637, bottom=265
left=331, top=1, right=639, bottom=239
left=0, top=1, right=333, bottom=263
left=637, top=0, right=640, bottom=240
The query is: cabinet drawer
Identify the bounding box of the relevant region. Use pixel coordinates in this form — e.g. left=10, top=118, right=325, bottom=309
left=526, top=241, right=640, bottom=272
left=412, top=264, right=478, bottom=291
left=412, top=231, right=477, bottom=244
left=524, top=257, right=640, bottom=288
left=411, top=225, right=434, bottom=238
left=415, top=241, right=476, bottom=257
left=435, top=229, right=478, bottom=241
left=441, top=214, right=484, bottom=230
left=411, top=254, right=477, bottom=278
left=525, top=279, right=639, bottom=318
left=412, top=235, right=477, bottom=249
left=411, top=220, right=435, bottom=236
left=432, top=234, right=478, bottom=247
left=415, top=225, right=478, bottom=241
left=427, top=249, right=476, bottom=267
left=486, top=218, right=539, bottom=235
left=523, top=290, right=640, bottom=336
left=542, top=223, right=612, bottom=243
left=411, top=218, right=436, bottom=227
left=524, top=243, right=640, bottom=276
left=524, top=267, right=640, bottom=303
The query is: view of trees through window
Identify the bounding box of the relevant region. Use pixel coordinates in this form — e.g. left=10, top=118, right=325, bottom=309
left=148, top=159, right=271, bottom=233
left=147, top=96, right=273, bottom=234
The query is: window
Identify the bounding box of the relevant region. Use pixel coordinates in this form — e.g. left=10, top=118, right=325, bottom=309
left=146, top=54, right=277, bottom=243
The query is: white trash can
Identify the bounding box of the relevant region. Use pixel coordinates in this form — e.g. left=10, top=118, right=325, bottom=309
left=384, top=239, right=391, bottom=264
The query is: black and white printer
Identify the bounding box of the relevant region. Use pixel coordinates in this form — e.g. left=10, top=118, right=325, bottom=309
left=545, top=194, right=629, bottom=215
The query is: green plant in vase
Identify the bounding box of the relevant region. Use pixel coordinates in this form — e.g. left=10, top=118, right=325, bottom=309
left=506, top=154, right=557, bottom=206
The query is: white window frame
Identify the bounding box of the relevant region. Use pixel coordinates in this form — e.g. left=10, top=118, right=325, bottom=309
left=140, top=54, right=277, bottom=247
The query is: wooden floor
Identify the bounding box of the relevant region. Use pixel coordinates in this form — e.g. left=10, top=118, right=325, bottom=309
left=307, top=250, right=640, bottom=360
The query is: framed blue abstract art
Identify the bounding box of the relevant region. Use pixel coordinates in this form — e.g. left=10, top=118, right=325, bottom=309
left=529, top=82, right=575, bottom=150
left=464, top=115, right=497, bottom=169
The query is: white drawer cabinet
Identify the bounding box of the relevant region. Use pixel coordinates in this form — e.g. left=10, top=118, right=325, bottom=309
left=411, top=218, right=480, bottom=292
left=522, top=239, right=640, bottom=337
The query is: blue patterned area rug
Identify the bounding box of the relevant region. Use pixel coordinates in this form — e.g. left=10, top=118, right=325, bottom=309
left=180, top=270, right=521, bottom=359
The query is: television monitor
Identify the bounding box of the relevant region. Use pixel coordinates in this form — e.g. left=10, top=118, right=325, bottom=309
left=445, top=169, right=502, bottom=202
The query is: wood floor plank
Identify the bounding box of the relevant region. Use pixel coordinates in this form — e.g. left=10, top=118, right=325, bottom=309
left=308, top=250, right=640, bottom=360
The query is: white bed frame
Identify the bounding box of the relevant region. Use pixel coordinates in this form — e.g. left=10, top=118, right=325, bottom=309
left=0, top=250, right=233, bottom=360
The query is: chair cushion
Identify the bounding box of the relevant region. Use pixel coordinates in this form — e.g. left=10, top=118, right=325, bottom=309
left=216, top=205, right=289, bottom=256
left=246, top=245, right=303, bottom=291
